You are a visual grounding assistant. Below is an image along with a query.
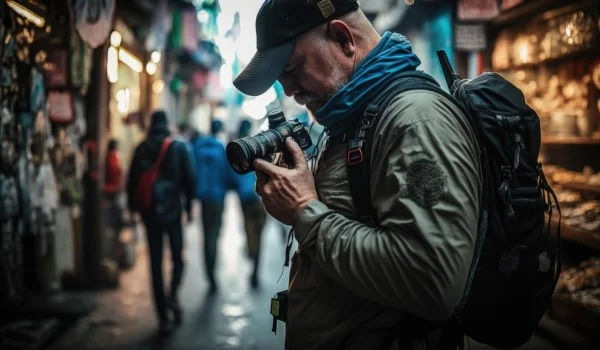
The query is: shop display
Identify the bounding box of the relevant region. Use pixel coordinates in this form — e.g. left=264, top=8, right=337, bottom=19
left=493, top=10, right=598, bottom=70
left=547, top=165, right=600, bottom=187
left=562, top=200, right=600, bottom=232
left=557, top=258, right=600, bottom=312
left=1, top=0, right=96, bottom=301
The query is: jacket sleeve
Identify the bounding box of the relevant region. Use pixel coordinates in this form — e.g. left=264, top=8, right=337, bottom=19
left=293, top=92, right=481, bottom=321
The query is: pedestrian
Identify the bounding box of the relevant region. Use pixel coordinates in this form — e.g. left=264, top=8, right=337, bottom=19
left=191, top=119, right=231, bottom=293
left=232, top=120, right=266, bottom=288
left=126, top=110, right=196, bottom=335
left=233, top=1, right=481, bottom=349
left=103, top=139, right=123, bottom=235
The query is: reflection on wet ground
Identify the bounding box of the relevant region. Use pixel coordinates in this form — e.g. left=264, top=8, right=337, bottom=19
left=49, top=195, right=289, bottom=350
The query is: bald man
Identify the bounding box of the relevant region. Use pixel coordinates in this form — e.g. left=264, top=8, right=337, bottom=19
left=234, top=1, right=481, bottom=349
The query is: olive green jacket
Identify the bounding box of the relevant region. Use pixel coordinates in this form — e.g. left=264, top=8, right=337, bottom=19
left=287, top=90, right=482, bottom=350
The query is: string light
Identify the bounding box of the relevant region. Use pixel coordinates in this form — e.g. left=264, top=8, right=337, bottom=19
left=107, top=46, right=119, bottom=83
left=6, top=1, right=45, bottom=28
left=151, top=51, right=161, bottom=63
left=110, top=31, right=122, bottom=47
left=146, top=62, right=157, bottom=75
left=119, top=48, right=143, bottom=73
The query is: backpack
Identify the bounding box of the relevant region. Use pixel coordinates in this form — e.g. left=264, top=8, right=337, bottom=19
left=346, top=50, right=560, bottom=349
left=134, top=137, right=175, bottom=218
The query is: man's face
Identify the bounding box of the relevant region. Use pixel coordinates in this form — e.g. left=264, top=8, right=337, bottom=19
left=277, top=26, right=353, bottom=115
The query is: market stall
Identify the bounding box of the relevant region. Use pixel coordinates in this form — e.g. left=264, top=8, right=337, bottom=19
left=485, top=0, right=600, bottom=345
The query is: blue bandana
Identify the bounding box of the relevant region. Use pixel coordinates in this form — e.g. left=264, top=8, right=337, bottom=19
left=315, top=32, right=421, bottom=138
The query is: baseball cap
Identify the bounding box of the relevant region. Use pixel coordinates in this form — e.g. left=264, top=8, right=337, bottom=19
left=233, top=0, right=360, bottom=96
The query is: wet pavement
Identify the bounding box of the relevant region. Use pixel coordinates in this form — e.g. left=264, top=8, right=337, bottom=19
left=49, top=194, right=289, bottom=350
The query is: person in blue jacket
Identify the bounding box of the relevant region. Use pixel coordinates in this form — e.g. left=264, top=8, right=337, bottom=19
left=233, top=120, right=267, bottom=287
left=191, top=119, right=231, bottom=293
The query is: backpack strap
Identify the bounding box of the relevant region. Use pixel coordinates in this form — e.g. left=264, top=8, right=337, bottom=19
left=346, top=71, right=449, bottom=223
left=152, top=137, right=173, bottom=171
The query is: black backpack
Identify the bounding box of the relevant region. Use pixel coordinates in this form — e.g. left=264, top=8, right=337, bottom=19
left=346, top=50, right=561, bottom=349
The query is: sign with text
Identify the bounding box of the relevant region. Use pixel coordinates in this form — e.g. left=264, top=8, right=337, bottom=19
left=458, top=0, right=499, bottom=21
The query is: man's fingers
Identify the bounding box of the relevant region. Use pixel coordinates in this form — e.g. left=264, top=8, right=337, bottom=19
left=255, top=169, right=268, bottom=194
left=285, top=138, right=307, bottom=170
left=254, top=158, right=280, bottom=177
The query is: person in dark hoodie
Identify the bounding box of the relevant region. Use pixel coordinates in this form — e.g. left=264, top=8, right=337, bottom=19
left=126, top=110, right=196, bottom=334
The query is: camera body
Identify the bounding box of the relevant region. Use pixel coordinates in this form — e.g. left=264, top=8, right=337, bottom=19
left=226, top=109, right=312, bottom=174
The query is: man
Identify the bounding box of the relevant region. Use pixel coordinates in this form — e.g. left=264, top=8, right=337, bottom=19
left=233, top=1, right=481, bottom=349
left=232, top=120, right=267, bottom=288
left=126, top=111, right=195, bottom=334
left=192, top=120, right=231, bottom=293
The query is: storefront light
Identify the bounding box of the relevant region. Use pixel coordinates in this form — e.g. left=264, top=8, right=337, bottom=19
left=110, top=31, right=122, bottom=47
left=405, top=0, right=415, bottom=5
left=116, top=89, right=131, bottom=114
left=119, top=48, right=143, bottom=73
left=107, top=46, right=119, bottom=83
left=153, top=80, right=165, bottom=94
left=197, top=10, right=210, bottom=24
left=6, top=1, right=45, bottom=28
left=519, top=44, right=529, bottom=64
left=146, top=61, right=157, bottom=75
left=151, top=51, right=161, bottom=63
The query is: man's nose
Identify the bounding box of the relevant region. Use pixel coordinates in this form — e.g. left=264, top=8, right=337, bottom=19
left=278, top=76, right=300, bottom=97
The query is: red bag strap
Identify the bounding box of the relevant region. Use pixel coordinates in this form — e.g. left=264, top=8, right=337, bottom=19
left=152, top=137, right=173, bottom=171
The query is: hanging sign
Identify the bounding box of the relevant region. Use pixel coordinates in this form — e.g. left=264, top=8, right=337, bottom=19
left=455, top=24, right=487, bottom=51
left=457, top=0, right=499, bottom=21
left=70, top=0, right=115, bottom=49
left=48, top=90, right=75, bottom=124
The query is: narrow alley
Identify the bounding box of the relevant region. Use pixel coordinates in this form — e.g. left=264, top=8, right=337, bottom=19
left=1, top=1, right=599, bottom=349
left=48, top=195, right=289, bottom=350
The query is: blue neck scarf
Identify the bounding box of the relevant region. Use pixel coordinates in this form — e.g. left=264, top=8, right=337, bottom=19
left=315, top=32, right=421, bottom=138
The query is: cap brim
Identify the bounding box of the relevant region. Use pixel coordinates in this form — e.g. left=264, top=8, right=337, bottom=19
left=233, top=41, right=294, bottom=96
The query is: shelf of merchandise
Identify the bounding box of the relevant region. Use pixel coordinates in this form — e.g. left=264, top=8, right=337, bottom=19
left=490, top=0, right=596, bottom=27
left=541, top=135, right=600, bottom=145
left=561, top=183, right=600, bottom=195
left=495, top=47, right=600, bottom=73
left=551, top=218, right=600, bottom=250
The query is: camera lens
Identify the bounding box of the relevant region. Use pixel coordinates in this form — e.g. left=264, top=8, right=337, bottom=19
left=226, top=129, right=284, bottom=174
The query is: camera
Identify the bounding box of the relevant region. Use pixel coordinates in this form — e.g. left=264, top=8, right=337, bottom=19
left=226, top=109, right=312, bottom=174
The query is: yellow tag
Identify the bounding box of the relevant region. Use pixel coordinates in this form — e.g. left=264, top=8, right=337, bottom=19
left=317, top=0, right=336, bottom=18
left=271, top=299, right=280, bottom=317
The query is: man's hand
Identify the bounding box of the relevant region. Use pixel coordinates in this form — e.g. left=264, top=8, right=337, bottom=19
left=255, top=138, right=318, bottom=225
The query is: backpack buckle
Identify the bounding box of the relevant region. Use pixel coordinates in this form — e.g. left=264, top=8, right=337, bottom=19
left=501, top=165, right=512, bottom=180
left=347, top=138, right=364, bottom=165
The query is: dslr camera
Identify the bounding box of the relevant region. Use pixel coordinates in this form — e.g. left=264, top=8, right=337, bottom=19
left=226, top=109, right=312, bottom=174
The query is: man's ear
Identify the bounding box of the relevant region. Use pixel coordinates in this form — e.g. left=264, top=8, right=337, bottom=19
left=328, top=20, right=355, bottom=57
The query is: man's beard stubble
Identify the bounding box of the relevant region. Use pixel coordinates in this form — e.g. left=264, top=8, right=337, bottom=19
left=294, top=60, right=347, bottom=114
